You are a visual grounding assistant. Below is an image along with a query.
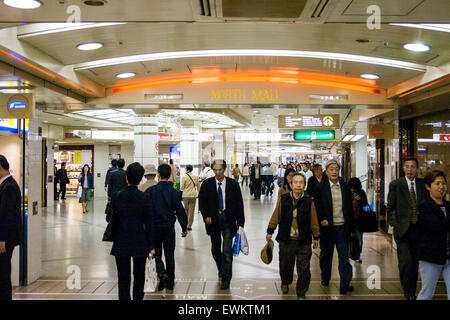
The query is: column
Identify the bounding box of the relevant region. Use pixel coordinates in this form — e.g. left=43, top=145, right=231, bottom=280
left=179, top=122, right=202, bottom=176
left=134, top=114, right=159, bottom=168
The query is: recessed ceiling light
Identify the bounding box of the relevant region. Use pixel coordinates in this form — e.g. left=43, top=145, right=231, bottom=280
left=84, top=123, right=89, bottom=125
left=83, top=0, right=105, bottom=6
left=43, top=120, right=48, bottom=123
left=77, top=42, right=103, bottom=51
left=57, top=117, right=62, bottom=120
left=3, top=0, right=41, bottom=9
left=116, top=72, right=136, bottom=79
left=403, top=42, right=430, bottom=52
left=360, top=73, right=380, bottom=80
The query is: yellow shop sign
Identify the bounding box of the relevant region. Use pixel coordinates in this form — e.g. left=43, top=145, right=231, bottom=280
left=211, top=89, right=280, bottom=102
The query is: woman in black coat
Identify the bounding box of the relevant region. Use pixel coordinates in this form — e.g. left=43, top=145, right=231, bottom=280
left=106, top=162, right=154, bottom=300
left=78, top=164, right=94, bottom=213
left=416, top=170, right=450, bottom=300
left=347, top=177, right=369, bottom=263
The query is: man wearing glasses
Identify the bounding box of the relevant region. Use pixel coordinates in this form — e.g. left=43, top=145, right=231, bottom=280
left=198, top=159, right=245, bottom=290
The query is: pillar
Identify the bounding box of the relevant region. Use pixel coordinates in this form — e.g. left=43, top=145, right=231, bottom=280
left=179, top=122, right=202, bottom=176
left=134, top=114, right=159, bottom=168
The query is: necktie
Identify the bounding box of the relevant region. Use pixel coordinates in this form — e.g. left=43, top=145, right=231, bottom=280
left=410, top=181, right=418, bottom=224
left=218, top=182, right=224, bottom=214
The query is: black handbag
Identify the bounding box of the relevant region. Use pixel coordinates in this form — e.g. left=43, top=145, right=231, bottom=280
left=357, top=208, right=378, bottom=233
left=103, top=202, right=116, bottom=242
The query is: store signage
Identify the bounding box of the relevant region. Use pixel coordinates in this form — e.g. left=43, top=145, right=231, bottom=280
left=278, top=115, right=340, bottom=129
left=91, top=130, right=134, bottom=140
left=170, top=145, right=180, bottom=153
left=158, top=132, right=169, bottom=140
left=439, top=134, right=450, bottom=141
left=294, top=130, right=335, bottom=140
left=198, top=133, right=214, bottom=142
left=0, top=119, right=18, bottom=133
left=368, top=124, right=394, bottom=139
left=0, top=93, right=35, bottom=119
left=74, top=151, right=82, bottom=164
left=211, top=89, right=280, bottom=102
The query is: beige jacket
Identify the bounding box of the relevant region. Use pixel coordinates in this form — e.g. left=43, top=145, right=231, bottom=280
left=181, top=173, right=200, bottom=198
left=138, top=178, right=157, bottom=192
left=169, top=164, right=176, bottom=182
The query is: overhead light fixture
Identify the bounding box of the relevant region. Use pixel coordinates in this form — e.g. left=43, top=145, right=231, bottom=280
left=403, top=42, right=430, bottom=52
left=360, top=73, right=380, bottom=80
left=144, top=94, right=183, bottom=100
left=116, top=72, right=136, bottom=79
left=57, top=117, right=63, bottom=120
left=391, top=24, right=450, bottom=33
left=77, top=42, right=103, bottom=51
left=3, top=0, right=41, bottom=9
left=342, top=135, right=354, bottom=141
left=309, top=94, right=348, bottom=101
left=73, top=49, right=427, bottom=72
left=351, top=135, right=365, bottom=141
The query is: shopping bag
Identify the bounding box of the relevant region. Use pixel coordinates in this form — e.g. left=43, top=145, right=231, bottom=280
left=76, top=185, right=82, bottom=198
left=239, top=227, right=249, bottom=255
left=232, top=230, right=241, bottom=257
left=144, top=255, right=158, bottom=293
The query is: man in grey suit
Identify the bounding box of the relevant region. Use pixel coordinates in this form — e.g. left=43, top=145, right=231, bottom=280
left=387, top=157, right=428, bottom=300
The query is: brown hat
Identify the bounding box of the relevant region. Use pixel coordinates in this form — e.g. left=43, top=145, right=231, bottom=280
left=144, top=164, right=157, bottom=176
left=260, top=239, right=274, bottom=264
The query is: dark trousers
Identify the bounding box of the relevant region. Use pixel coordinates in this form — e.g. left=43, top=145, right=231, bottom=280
left=115, top=256, right=146, bottom=300
left=210, top=228, right=233, bottom=282
left=319, top=225, right=353, bottom=289
left=57, top=183, right=66, bottom=199
left=394, top=224, right=419, bottom=298
left=0, top=246, right=14, bottom=300
left=253, top=179, right=262, bottom=199
left=53, top=179, right=58, bottom=200
left=279, top=240, right=312, bottom=296
left=241, top=176, right=249, bottom=186
left=153, top=226, right=176, bottom=286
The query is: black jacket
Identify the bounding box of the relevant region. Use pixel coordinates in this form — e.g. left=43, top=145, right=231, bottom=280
left=416, top=197, right=450, bottom=265
left=387, top=177, right=428, bottom=238
left=198, top=177, right=245, bottom=236
left=145, top=181, right=187, bottom=231
left=80, top=173, right=94, bottom=189
left=313, top=176, right=354, bottom=237
left=107, top=168, right=127, bottom=198
left=56, top=168, right=69, bottom=185
left=250, top=166, right=263, bottom=182
left=0, top=176, right=22, bottom=247
left=107, top=186, right=154, bottom=257
left=306, top=176, right=321, bottom=198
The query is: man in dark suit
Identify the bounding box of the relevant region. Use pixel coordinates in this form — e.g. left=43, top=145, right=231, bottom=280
left=198, top=159, right=245, bottom=290
left=53, top=159, right=58, bottom=201
left=146, top=164, right=187, bottom=292
left=107, top=158, right=127, bottom=200
left=250, top=161, right=263, bottom=200
left=313, top=159, right=354, bottom=294
left=0, top=155, right=22, bottom=300
left=56, top=162, right=70, bottom=200
left=387, top=157, right=427, bottom=300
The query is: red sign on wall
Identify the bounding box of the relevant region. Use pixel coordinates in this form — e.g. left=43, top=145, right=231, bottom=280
left=439, top=134, right=450, bottom=141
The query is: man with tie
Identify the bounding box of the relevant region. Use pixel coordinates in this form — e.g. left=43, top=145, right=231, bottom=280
left=387, top=157, right=428, bottom=300
left=198, top=159, right=245, bottom=290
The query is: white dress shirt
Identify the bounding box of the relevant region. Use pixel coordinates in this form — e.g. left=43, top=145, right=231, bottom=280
left=0, top=174, right=11, bottom=186
left=329, top=179, right=344, bottom=226
left=216, top=178, right=226, bottom=211
left=405, top=177, right=417, bottom=197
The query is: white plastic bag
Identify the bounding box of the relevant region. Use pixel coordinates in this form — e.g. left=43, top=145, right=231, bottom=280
left=239, top=227, right=249, bottom=255
left=144, top=255, right=157, bottom=293
left=76, top=185, right=82, bottom=198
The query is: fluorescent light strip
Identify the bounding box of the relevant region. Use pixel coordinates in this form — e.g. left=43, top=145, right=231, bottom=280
left=390, top=23, right=450, bottom=33
left=342, top=135, right=354, bottom=141
left=17, top=23, right=126, bottom=38
left=73, top=49, right=427, bottom=72
left=351, top=135, right=365, bottom=141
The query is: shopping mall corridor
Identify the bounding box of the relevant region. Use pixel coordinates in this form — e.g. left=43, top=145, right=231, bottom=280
left=13, top=185, right=447, bottom=300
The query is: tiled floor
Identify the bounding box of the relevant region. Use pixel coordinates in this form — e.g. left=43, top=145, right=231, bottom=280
left=13, top=185, right=448, bottom=300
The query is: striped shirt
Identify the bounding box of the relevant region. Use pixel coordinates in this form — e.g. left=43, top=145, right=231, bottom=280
left=329, top=180, right=345, bottom=226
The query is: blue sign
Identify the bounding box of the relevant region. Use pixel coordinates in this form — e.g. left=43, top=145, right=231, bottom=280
left=0, top=119, right=19, bottom=133
left=8, top=101, right=27, bottom=110
left=170, top=145, right=180, bottom=153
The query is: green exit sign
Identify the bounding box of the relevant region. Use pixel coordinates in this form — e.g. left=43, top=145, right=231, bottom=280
left=294, top=130, right=335, bottom=140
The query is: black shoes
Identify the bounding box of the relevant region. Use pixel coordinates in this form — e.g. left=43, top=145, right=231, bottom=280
left=220, top=281, right=230, bottom=290
left=321, top=280, right=329, bottom=287
left=406, top=295, right=417, bottom=300
left=340, top=285, right=354, bottom=295
left=187, top=228, right=192, bottom=231
left=280, top=284, right=289, bottom=294
left=158, top=275, right=168, bottom=291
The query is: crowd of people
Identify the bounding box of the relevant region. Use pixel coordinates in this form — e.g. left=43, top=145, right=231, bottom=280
left=0, top=153, right=448, bottom=301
